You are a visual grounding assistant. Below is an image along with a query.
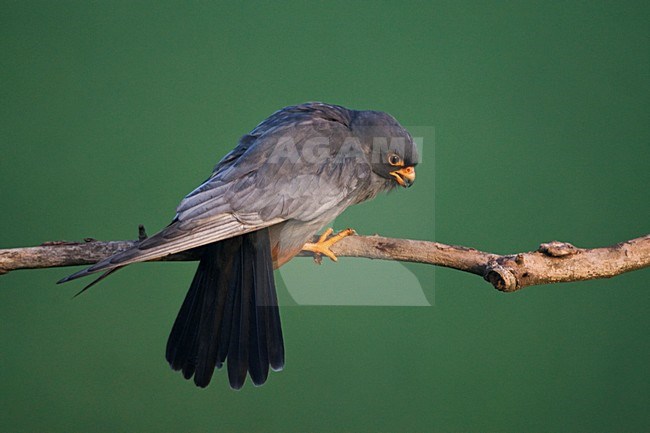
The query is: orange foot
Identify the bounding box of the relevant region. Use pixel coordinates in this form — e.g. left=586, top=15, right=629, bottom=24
left=302, top=228, right=356, bottom=264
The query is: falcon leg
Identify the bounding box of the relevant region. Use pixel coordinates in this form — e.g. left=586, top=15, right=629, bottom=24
left=302, top=228, right=356, bottom=264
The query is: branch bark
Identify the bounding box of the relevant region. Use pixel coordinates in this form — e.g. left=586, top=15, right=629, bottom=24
left=1, top=232, right=648, bottom=292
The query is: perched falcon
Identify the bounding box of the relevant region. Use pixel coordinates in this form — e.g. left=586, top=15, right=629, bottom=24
left=60, top=102, right=418, bottom=389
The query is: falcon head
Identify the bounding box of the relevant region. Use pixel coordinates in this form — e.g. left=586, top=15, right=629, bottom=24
left=350, top=110, right=419, bottom=188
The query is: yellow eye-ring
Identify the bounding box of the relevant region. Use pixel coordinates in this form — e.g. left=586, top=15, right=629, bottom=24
left=388, top=153, right=402, bottom=166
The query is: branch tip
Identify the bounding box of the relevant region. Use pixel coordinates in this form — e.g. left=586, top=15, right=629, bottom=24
left=138, top=225, right=148, bottom=241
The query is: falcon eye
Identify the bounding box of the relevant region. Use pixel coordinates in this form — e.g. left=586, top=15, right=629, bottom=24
left=387, top=153, right=402, bottom=166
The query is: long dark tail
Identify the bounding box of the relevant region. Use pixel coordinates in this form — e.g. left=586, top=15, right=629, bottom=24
left=165, top=228, right=284, bottom=389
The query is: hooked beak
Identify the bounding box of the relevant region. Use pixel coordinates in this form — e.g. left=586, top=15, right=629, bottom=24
left=389, top=166, right=416, bottom=188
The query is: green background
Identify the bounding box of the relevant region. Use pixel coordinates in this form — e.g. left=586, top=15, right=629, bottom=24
left=1, top=1, right=648, bottom=432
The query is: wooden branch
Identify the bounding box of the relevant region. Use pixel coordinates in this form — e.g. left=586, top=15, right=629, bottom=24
left=1, top=232, right=648, bottom=292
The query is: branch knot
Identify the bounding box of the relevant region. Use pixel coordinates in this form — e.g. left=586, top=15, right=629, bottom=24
left=484, top=262, right=519, bottom=292
left=538, top=241, right=579, bottom=257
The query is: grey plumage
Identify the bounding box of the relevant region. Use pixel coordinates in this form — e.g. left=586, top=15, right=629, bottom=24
left=59, top=102, right=418, bottom=389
